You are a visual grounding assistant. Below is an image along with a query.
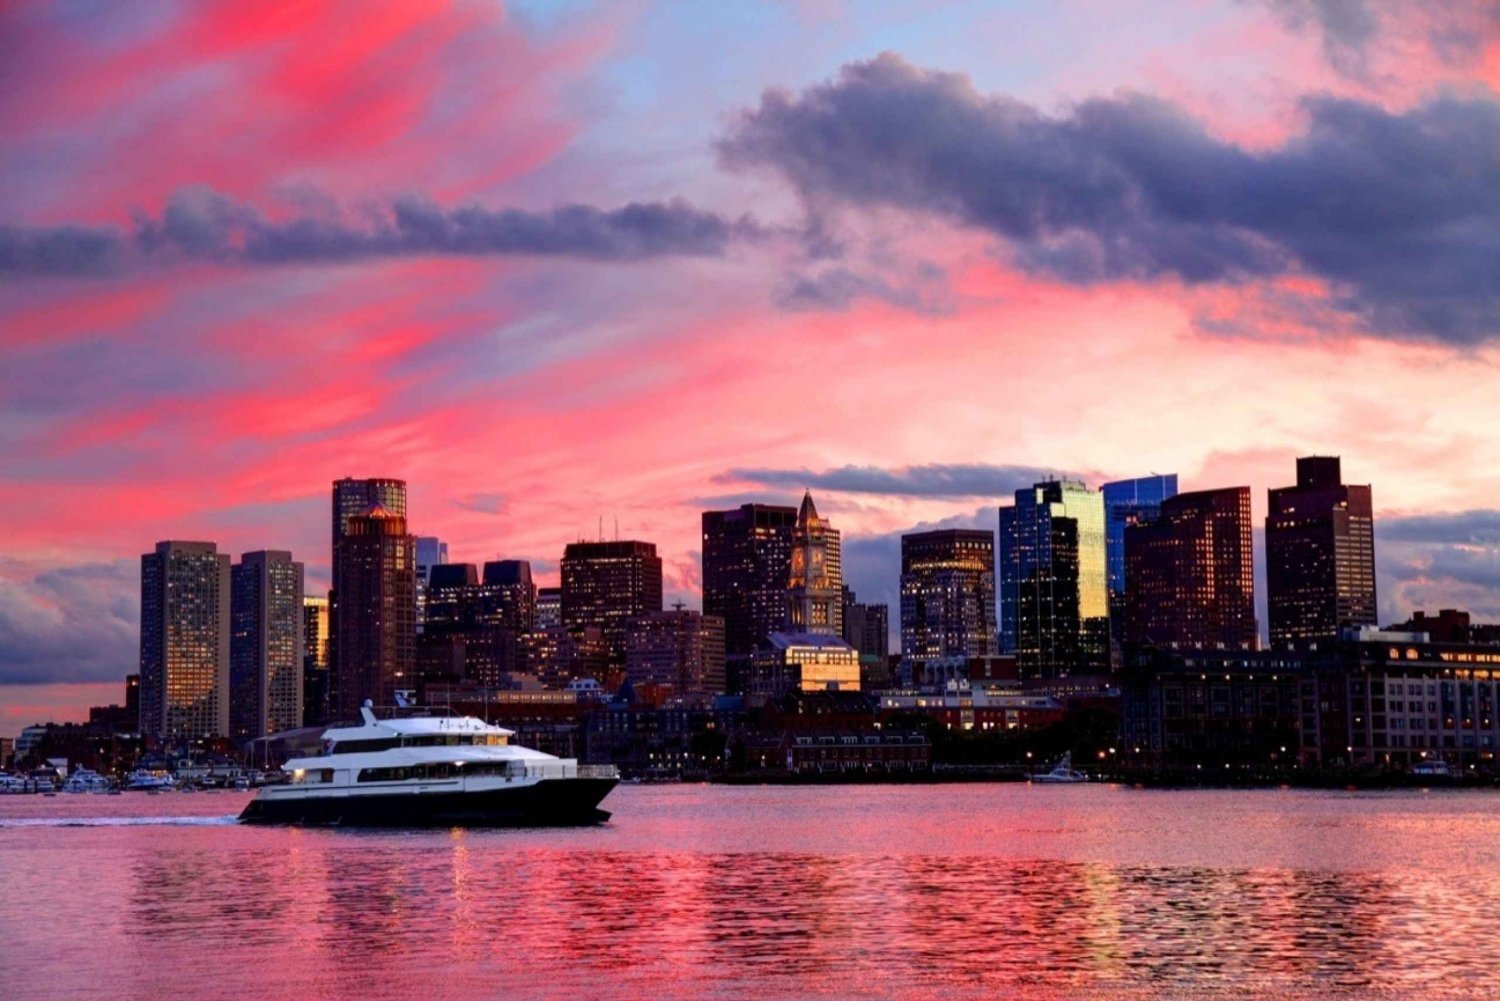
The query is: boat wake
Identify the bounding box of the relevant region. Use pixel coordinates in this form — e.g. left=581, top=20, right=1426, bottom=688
left=0, top=815, right=240, bottom=828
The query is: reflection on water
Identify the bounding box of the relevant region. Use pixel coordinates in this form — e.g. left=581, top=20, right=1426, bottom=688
left=5, top=785, right=1500, bottom=999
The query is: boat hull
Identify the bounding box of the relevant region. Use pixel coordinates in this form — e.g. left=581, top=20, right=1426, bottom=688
left=237, top=777, right=617, bottom=828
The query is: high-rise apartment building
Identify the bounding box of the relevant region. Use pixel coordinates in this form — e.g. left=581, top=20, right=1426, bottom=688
left=536, top=587, right=562, bottom=630
left=302, top=596, right=330, bottom=726
left=139, top=541, right=231, bottom=738
left=333, top=505, right=416, bottom=717
left=1124, top=487, right=1256, bottom=650
left=702, top=503, right=798, bottom=692
left=625, top=609, right=726, bottom=696
left=1102, top=474, right=1178, bottom=637
left=561, top=541, right=663, bottom=664
left=842, top=588, right=890, bottom=661
left=1266, top=456, right=1377, bottom=648
left=998, top=481, right=1109, bottom=677
left=787, top=493, right=842, bottom=636
left=229, top=550, right=305, bottom=742
left=900, top=529, right=998, bottom=669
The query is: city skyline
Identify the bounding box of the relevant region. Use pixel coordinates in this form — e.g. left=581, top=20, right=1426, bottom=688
left=5, top=2, right=1500, bottom=735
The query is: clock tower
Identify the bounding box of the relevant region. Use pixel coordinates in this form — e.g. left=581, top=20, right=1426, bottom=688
left=787, top=492, right=841, bottom=635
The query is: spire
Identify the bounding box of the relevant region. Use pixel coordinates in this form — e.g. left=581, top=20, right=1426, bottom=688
left=798, top=490, right=818, bottom=527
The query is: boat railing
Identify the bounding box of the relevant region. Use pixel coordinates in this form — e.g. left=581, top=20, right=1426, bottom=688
left=578, top=765, right=620, bottom=780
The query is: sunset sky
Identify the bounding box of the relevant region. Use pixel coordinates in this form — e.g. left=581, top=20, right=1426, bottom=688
left=3, top=0, right=1499, bottom=736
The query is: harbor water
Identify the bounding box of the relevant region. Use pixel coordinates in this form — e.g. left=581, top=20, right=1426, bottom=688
left=4, top=783, right=1500, bottom=999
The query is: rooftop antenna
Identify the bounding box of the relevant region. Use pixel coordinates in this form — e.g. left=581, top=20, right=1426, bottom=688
left=614, top=515, right=619, bottom=541
left=598, top=516, right=603, bottom=542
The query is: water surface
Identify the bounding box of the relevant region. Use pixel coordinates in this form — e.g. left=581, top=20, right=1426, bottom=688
left=4, top=784, right=1498, bottom=999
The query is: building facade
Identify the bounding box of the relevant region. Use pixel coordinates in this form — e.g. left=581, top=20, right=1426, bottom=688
left=1118, top=646, right=1304, bottom=777
left=1301, top=635, right=1500, bottom=772
left=751, top=632, right=861, bottom=700
left=1123, top=486, right=1256, bottom=650
left=229, top=550, right=305, bottom=742
left=624, top=609, right=727, bottom=697
left=332, top=505, right=416, bottom=717
left=900, top=529, right=998, bottom=675
left=787, top=492, right=842, bottom=636
left=1266, top=456, right=1377, bottom=648
left=1102, top=474, right=1178, bottom=639
left=139, top=541, right=231, bottom=738
left=998, top=481, right=1109, bottom=677
left=561, top=541, right=663, bottom=665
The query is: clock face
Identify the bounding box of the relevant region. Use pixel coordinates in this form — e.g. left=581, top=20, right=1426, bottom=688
left=791, top=550, right=805, bottom=573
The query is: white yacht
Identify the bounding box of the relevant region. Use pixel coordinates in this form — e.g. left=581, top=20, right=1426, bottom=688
left=62, top=768, right=111, bottom=793
left=238, top=702, right=618, bottom=827
left=1032, top=752, right=1088, bottom=784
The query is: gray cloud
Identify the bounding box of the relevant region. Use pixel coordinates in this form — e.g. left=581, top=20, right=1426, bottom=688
left=719, top=53, right=1500, bottom=344
left=0, top=223, right=120, bottom=276
left=777, top=264, right=950, bottom=313
left=1376, top=509, right=1500, bottom=546
left=720, top=463, right=1072, bottom=499
left=0, top=560, right=139, bottom=685
left=1, top=187, right=749, bottom=276
left=1262, top=1, right=1500, bottom=78
left=1376, top=511, right=1500, bottom=623
left=1264, top=0, right=1380, bottom=76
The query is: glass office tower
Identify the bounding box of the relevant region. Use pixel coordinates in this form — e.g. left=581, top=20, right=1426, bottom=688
left=1101, top=474, right=1178, bottom=638
left=998, top=481, right=1109, bottom=677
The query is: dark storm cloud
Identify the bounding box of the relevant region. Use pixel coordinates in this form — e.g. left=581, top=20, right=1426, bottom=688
left=720, top=463, right=1069, bottom=499
left=0, top=559, right=139, bottom=685
left=0, top=187, right=749, bottom=276
left=718, top=53, right=1500, bottom=343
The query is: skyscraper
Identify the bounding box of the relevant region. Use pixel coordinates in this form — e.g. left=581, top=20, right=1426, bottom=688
left=1266, top=456, right=1377, bottom=648
left=560, top=540, right=663, bottom=664
left=333, top=505, right=416, bottom=717
left=302, top=595, right=330, bottom=726
left=900, top=529, right=998, bottom=669
left=787, top=492, right=841, bottom=636
left=1101, top=474, right=1178, bottom=637
left=1123, top=487, right=1256, bottom=650
left=998, top=480, right=1109, bottom=677
left=139, top=541, right=231, bottom=738
left=330, top=478, right=407, bottom=710
left=702, top=503, right=798, bottom=690
left=229, top=550, right=305, bottom=742
left=414, top=535, right=448, bottom=631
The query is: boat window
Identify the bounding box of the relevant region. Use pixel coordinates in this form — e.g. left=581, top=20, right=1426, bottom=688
left=331, top=738, right=400, bottom=754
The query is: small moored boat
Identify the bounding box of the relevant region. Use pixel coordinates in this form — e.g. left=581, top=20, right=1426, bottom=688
left=1032, top=752, right=1088, bottom=784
